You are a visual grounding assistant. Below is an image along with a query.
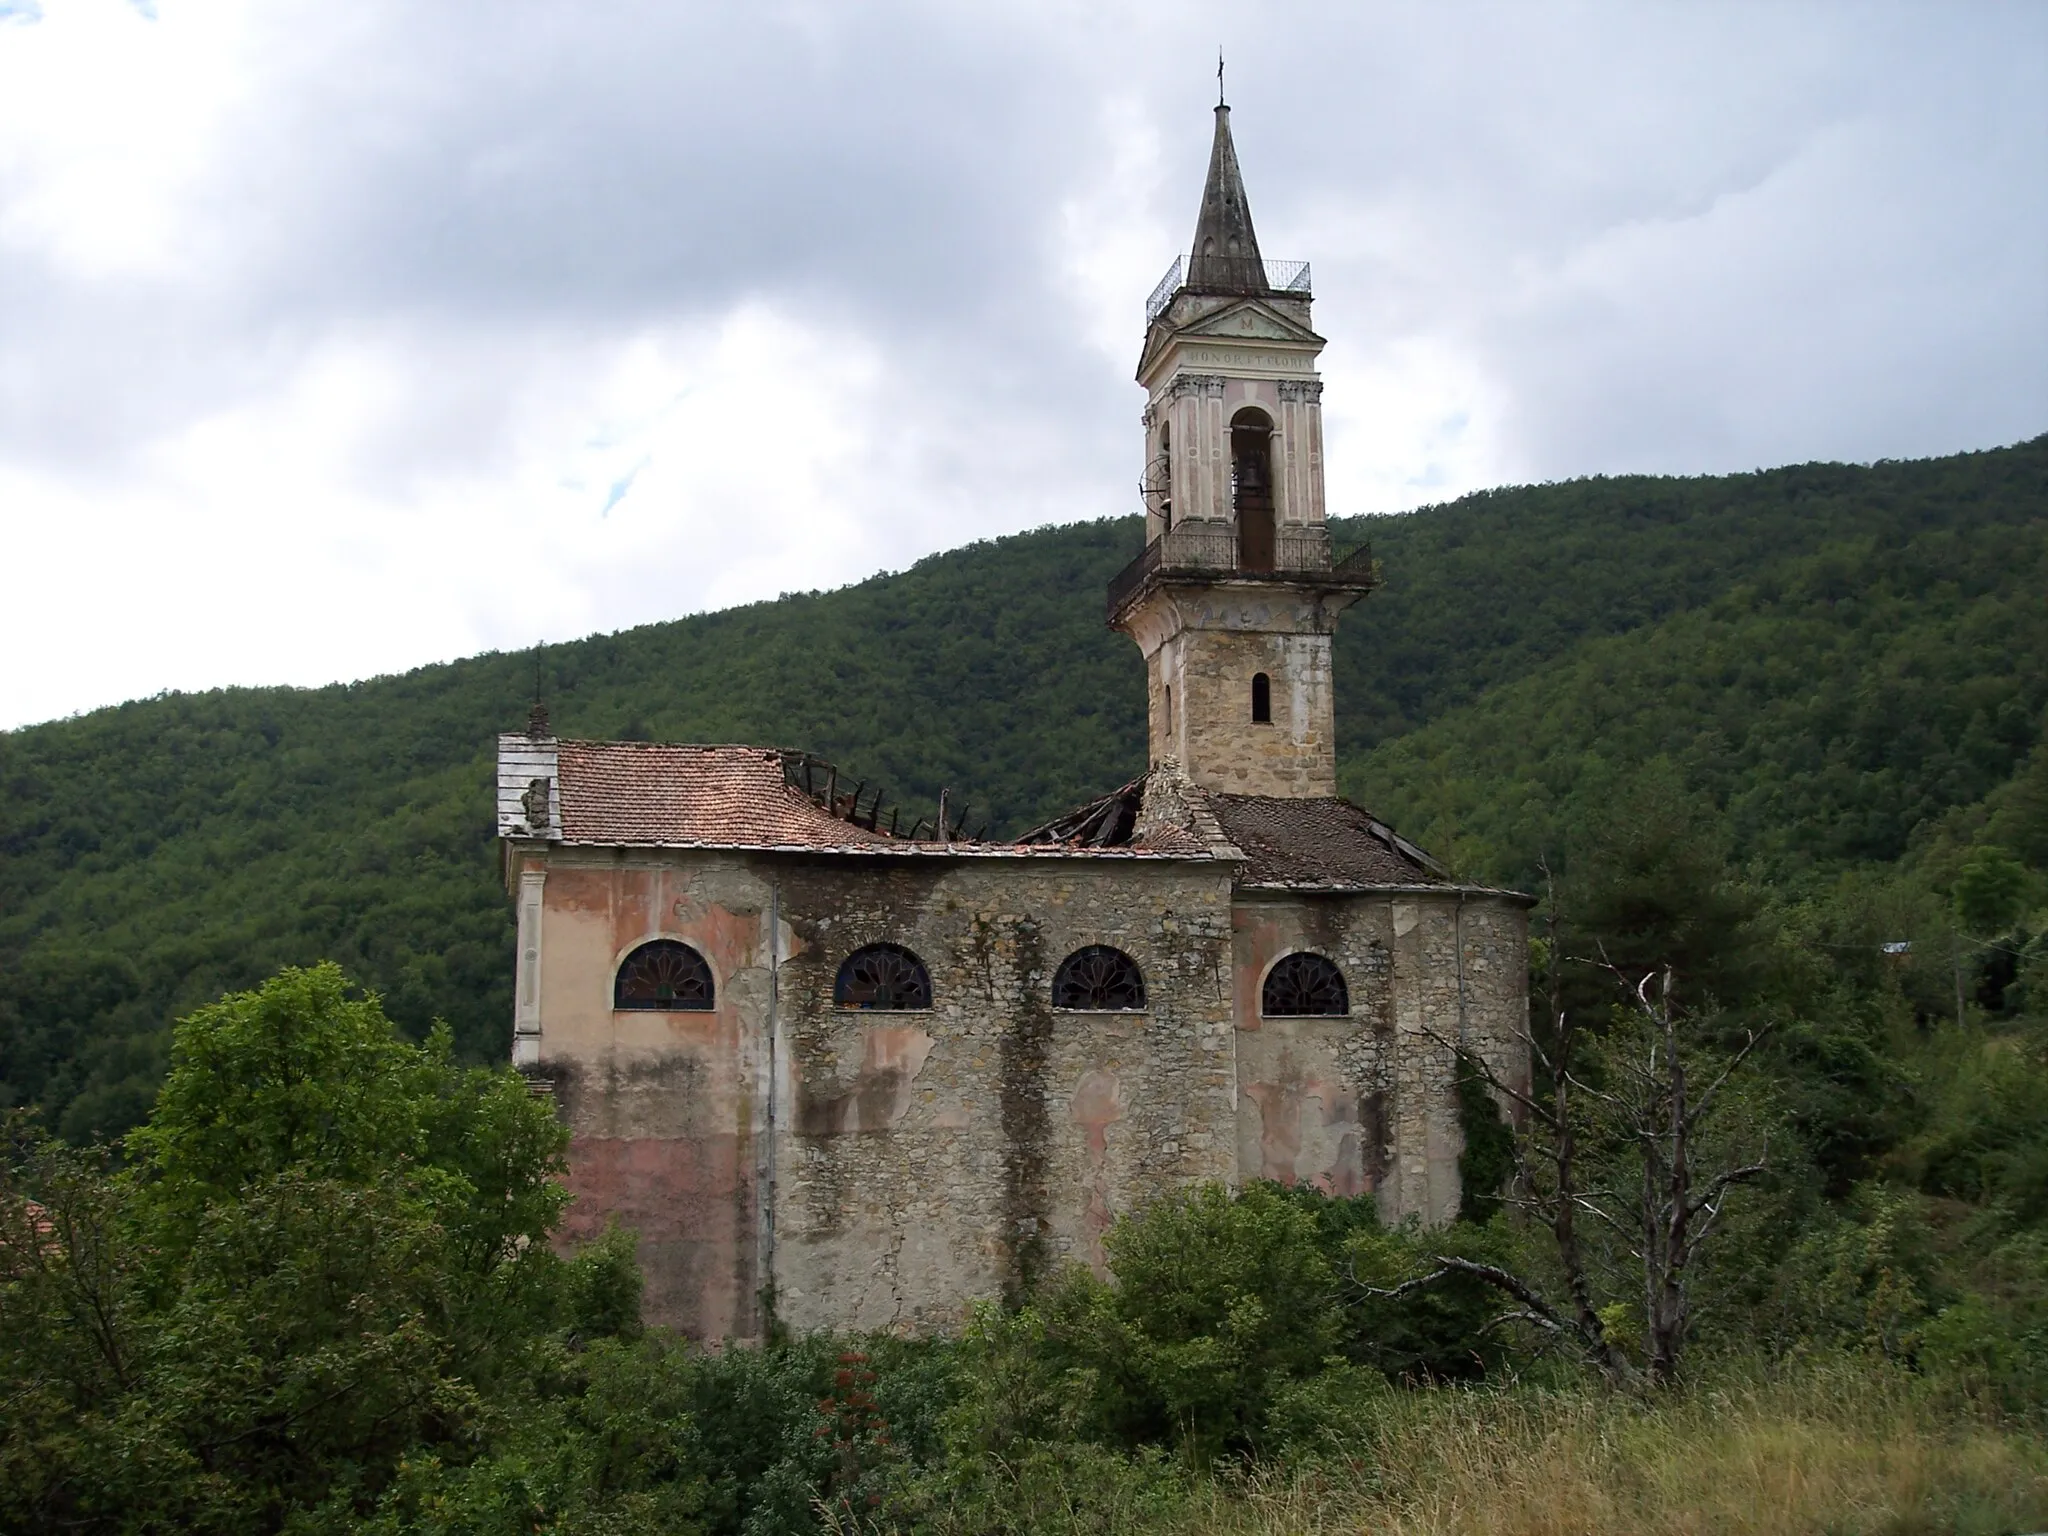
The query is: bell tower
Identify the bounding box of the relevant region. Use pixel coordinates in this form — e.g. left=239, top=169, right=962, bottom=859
left=1110, top=97, right=1378, bottom=798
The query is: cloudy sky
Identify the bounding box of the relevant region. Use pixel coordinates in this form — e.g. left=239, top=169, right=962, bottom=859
left=2, top=1, right=2042, bottom=729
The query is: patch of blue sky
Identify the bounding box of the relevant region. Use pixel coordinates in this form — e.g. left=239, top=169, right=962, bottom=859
left=599, top=455, right=652, bottom=518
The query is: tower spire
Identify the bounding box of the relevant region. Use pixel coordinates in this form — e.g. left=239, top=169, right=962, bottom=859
left=1189, top=95, right=1264, bottom=291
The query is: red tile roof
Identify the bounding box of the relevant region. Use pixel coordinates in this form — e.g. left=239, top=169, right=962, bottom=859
left=550, top=742, right=1206, bottom=859
left=537, top=741, right=1507, bottom=893
left=556, top=742, right=895, bottom=849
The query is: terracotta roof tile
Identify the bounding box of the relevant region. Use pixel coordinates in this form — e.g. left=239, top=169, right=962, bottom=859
left=556, top=742, right=893, bottom=848
left=546, top=741, right=1212, bottom=860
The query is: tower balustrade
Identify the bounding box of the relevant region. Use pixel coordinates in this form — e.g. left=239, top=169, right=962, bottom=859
left=1106, top=523, right=1377, bottom=624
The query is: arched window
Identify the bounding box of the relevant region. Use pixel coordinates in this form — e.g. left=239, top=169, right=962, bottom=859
left=1262, top=952, right=1349, bottom=1017
left=1230, top=407, right=1275, bottom=572
left=1053, top=946, right=1146, bottom=1011
left=1251, top=672, right=1271, bottom=723
left=835, top=943, right=933, bottom=1010
left=615, top=940, right=714, bottom=1011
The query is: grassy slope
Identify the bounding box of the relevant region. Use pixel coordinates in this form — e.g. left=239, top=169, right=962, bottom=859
left=1, top=437, right=2042, bottom=1134
left=934, top=1360, right=2048, bottom=1536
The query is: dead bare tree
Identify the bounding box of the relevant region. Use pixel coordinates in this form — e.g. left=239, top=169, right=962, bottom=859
left=1365, top=902, right=1774, bottom=1389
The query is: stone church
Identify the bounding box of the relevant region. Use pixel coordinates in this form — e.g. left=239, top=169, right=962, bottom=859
left=496, top=102, right=1531, bottom=1338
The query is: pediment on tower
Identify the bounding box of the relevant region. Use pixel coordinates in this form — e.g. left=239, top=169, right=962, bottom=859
left=1140, top=295, right=1327, bottom=382
left=1177, top=298, right=1324, bottom=347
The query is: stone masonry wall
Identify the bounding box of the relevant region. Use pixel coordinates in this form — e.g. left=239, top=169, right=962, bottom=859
left=1233, top=891, right=1529, bottom=1225
left=526, top=845, right=1526, bottom=1337
left=1152, top=625, right=1337, bottom=797
left=770, top=858, right=1237, bottom=1333
left=528, top=846, right=1238, bottom=1338
left=1127, top=585, right=1348, bottom=797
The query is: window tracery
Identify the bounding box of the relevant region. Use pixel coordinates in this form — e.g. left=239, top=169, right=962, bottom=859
left=614, top=940, right=715, bottom=1011
left=1261, top=952, right=1348, bottom=1017
left=835, top=943, right=934, bottom=1010
left=1053, top=946, right=1146, bottom=1011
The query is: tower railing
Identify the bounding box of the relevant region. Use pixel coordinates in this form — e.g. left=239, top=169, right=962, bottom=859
left=1105, top=521, right=1378, bottom=622
left=1144, top=257, right=1312, bottom=323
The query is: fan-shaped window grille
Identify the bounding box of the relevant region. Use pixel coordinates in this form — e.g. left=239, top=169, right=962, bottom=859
left=1261, top=952, right=1349, bottom=1017
left=1053, top=946, right=1146, bottom=1011
left=835, top=943, right=933, bottom=1010
left=614, top=940, right=715, bottom=1011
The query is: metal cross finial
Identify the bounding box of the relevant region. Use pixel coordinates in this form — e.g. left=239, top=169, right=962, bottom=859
left=1217, top=49, right=1225, bottom=105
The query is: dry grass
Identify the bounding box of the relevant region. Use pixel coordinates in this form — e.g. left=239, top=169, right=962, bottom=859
left=893, top=1358, right=2047, bottom=1536
left=1200, top=1360, right=2047, bottom=1536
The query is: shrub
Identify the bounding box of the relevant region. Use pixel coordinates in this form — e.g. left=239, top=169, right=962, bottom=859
left=1756, top=1182, right=1941, bottom=1360
left=1920, top=1231, right=2048, bottom=1416
left=564, top=1222, right=644, bottom=1343
left=1037, top=1182, right=1340, bottom=1461
left=1330, top=1204, right=1515, bottom=1381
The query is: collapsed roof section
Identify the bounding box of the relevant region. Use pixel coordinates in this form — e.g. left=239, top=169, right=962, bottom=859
left=1023, top=760, right=1457, bottom=891
left=498, top=735, right=1501, bottom=893
left=497, top=736, right=1206, bottom=860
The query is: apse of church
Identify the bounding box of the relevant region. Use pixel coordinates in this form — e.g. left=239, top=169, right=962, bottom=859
left=496, top=100, right=1532, bottom=1340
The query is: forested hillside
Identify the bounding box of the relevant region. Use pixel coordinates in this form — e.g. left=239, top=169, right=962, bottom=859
left=6, top=437, right=2048, bottom=1534
left=1351, top=447, right=2048, bottom=886
left=1, top=436, right=2043, bottom=1139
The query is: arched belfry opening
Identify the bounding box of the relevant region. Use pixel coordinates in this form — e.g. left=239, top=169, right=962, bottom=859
left=1231, top=407, right=1275, bottom=572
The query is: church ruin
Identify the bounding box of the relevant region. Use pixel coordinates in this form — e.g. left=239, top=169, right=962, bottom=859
left=496, top=101, right=1532, bottom=1338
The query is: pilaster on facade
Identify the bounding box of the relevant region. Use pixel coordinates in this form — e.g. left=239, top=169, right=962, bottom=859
left=513, top=864, right=546, bottom=1067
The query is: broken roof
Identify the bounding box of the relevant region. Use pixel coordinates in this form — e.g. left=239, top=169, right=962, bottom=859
left=1207, top=794, right=1447, bottom=890
left=497, top=737, right=1210, bottom=859
left=496, top=736, right=1522, bottom=896
left=1025, top=768, right=1529, bottom=896
left=553, top=741, right=895, bottom=849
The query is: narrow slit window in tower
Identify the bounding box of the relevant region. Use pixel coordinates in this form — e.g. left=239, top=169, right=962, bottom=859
left=1251, top=672, right=1271, bottom=723
left=1158, top=423, right=1173, bottom=531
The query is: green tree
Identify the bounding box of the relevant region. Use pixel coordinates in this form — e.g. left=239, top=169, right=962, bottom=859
left=0, top=965, right=574, bottom=1533
left=1554, top=761, right=1771, bottom=1015
left=1953, top=844, right=2031, bottom=939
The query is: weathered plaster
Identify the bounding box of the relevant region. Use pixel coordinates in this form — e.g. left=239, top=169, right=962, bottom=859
left=519, top=840, right=1528, bottom=1338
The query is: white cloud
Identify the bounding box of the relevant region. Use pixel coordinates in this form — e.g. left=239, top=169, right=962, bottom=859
left=0, top=0, right=254, bottom=280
